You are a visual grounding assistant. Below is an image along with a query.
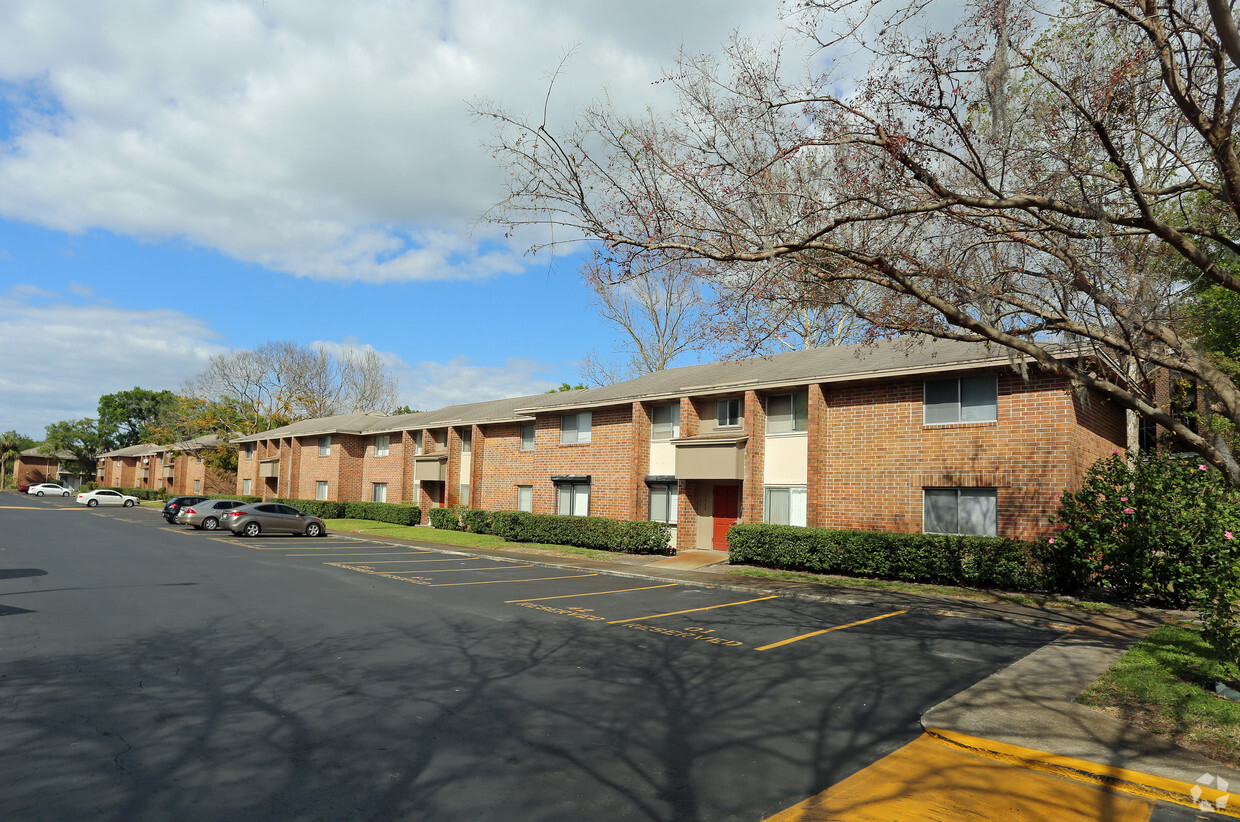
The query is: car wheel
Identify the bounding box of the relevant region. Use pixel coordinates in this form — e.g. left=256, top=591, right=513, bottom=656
left=36, top=491, right=43, bottom=496
left=242, top=522, right=261, bottom=537
left=124, top=500, right=135, bottom=507
left=203, top=517, right=219, bottom=531
left=304, top=522, right=323, bottom=538
left=62, top=491, right=69, bottom=497
left=87, top=499, right=98, bottom=507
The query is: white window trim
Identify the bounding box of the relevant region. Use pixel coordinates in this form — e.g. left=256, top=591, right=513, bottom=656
left=318, top=436, right=331, bottom=457
left=560, top=412, right=593, bottom=445
left=922, top=487, right=998, bottom=536
left=375, top=435, right=390, bottom=457
left=648, top=483, right=678, bottom=524
left=555, top=481, right=590, bottom=516
left=651, top=404, right=681, bottom=441
left=516, top=485, right=534, bottom=513
left=716, top=398, right=743, bottom=429
left=763, top=485, right=808, bottom=526
left=520, top=423, right=536, bottom=452
left=316, top=480, right=329, bottom=500
left=372, top=482, right=388, bottom=503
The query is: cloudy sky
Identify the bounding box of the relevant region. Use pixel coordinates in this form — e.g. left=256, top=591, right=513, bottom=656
left=0, top=0, right=796, bottom=438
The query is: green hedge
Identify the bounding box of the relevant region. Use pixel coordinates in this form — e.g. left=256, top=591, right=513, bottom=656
left=429, top=507, right=462, bottom=530
left=727, top=523, right=1053, bottom=592
left=483, top=510, right=671, bottom=555
left=271, top=497, right=420, bottom=525
left=99, top=486, right=166, bottom=501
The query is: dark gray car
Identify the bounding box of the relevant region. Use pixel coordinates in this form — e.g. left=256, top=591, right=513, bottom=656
left=221, top=503, right=326, bottom=537
left=175, top=499, right=247, bottom=530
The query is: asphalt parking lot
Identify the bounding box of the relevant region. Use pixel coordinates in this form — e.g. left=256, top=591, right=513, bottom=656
left=1, top=493, right=1068, bottom=821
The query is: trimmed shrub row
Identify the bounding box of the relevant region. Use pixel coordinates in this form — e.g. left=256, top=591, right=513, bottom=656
left=272, top=497, right=420, bottom=526
left=727, top=523, right=1053, bottom=592
left=431, top=506, right=672, bottom=555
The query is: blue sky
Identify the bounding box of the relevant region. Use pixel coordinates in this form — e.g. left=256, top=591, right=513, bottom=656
left=0, top=0, right=791, bottom=438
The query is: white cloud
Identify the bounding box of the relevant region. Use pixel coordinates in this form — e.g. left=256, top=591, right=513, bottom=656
left=0, top=285, right=227, bottom=436
left=0, top=0, right=786, bottom=284
left=309, top=336, right=560, bottom=412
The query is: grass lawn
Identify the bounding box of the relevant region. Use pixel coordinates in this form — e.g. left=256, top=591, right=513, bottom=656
left=1078, top=624, right=1240, bottom=768
left=324, top=518, right=619, bottom=561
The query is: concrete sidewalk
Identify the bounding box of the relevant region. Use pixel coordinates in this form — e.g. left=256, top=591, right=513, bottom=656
left=368, top=533, right=1240, bottom=814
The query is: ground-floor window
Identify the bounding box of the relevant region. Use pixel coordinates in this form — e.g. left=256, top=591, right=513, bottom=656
left=516, top=485, right=533, bottom=513
left=648, top=483, right=678, bottom=524
left=764, top=486, right=807, bottom=527
left=923, top=488, right=997, bottom=536
left=316, top=481, right=328, bottom=500
left=556, top=482, right=590, bottom=516
left=372, top=482, right=387, bottom=503
left=193, top=480, right=201, bottom=494
left=242, top=478, right=252, bottom=495
left=459, top=483, right=470, bottom=506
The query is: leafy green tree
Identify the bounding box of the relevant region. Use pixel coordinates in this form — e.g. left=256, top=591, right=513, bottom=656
left=391, top=404, right=422, bottom=415
left=0, top=430, right=36, bottom=489
left=42, top=419, right=111, bottom=476
left=544, top=382, right=586, bottom=394
left=97, top=387, right=177, bottom=448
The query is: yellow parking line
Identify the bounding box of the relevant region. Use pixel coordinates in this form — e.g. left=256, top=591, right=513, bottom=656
left=430, top=573, right=599, bottom=587
left=506, top=583, right=679, bottom=603
left=608, top=595, right=779, bottom=624
left=285, top=551, right=434, bottom=557
left=0, top=505, right=87, bottom=510
left=382, top=565, right=533, bottom=574
left=754, top=611, right=907, bottom=652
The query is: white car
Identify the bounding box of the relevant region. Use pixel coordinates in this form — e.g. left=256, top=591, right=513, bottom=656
left=27, top=483, right=71, bottom=497
left=76, top=489, right=138, bottom=508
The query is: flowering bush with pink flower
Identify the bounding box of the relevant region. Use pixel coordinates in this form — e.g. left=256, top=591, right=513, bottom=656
left=1050, top=450, right=1240, bottom=660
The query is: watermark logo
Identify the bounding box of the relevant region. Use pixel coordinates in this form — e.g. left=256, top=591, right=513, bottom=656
left=1192, top=773, right=1230, bottom=813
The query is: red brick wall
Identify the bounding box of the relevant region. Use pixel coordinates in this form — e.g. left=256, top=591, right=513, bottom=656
left=360, top=433, right=405, bottom=503
left=815, top=369, right=1124, bottom=540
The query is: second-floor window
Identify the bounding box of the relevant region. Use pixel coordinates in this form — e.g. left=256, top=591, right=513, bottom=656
left=716, top=398, right=742, bottom=428
left=375, top=435, right=390, bottom=457
left=651, top=404, right=680, bottom=440
left=767, top=393, right=808, bottom=434
left=318, top=436, right=331, bottom=457
left=560, top=412, right=592, bottom=444
left=244, top=442, right=254, bottom=459
left=924, top=376, right=998, bottom=425
left=461, top=429, right=472, bottom=454
left=520, top=423, right=536, bottom=451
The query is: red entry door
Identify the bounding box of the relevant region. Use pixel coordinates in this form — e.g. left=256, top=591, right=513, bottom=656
left=712, top=485, right=739, bottom=551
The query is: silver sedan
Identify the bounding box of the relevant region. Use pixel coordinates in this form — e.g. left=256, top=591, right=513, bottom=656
left=174, top=499, right=247, bottom=531
left=221, top=503, right=326, bottom=537
left=27, top=483, right=71, bottom=497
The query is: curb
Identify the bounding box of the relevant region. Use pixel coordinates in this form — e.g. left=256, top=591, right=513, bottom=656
left=925, top=727, right=1237, bottom=816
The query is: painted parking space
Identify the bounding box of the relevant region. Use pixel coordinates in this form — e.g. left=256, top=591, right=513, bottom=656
left=232, top=536, right=1022, bottom=657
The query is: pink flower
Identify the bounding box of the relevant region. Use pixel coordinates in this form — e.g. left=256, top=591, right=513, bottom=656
left=1120, top=497, right=1128, bottom=502
left=1227, top=532, right=1235, bottom=540
left=1048, top=537, right=1056, bottom=544
left=1123, top=507, right=1135, bottom=514
left=1199, top=464, right=1209, bottom=471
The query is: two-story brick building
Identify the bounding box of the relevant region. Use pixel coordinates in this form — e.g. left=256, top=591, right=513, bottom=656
left=232, top=338, right=1126, bottom=547
left=97, top=435, right=233, bottom=496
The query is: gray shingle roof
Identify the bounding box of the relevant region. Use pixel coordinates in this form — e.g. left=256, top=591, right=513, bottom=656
left=233, top=335, right=1042, bottom=442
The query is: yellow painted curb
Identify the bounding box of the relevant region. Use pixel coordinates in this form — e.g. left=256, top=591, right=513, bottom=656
left=925, top=727, right=1237, bottom=816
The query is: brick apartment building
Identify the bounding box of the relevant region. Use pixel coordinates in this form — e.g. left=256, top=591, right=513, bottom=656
left=97, top=435, right=234, bottom=496
left=232, top=338, right=1126, bottom=548
left=13, top=447, right=85, bottom=489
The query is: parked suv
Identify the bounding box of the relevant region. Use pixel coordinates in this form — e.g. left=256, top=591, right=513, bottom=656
left=161, top=496, right=208, bottom=524
left=222, top=503, right=326, bottom=537
left=175, top=499, right=247, bottom=531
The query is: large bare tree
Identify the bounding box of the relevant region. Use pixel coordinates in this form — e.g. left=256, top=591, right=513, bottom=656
left=477, top=0, right=1240, bottom=485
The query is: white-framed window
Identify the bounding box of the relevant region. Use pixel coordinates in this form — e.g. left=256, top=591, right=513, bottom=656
left=764, top=486, right=807, bottom=526
left=923, top=488, right=997, bottom=536
left=516, top=485, right=533, bottom=513
left=460, top=428, right=472, bottom=454
left=193, top=480, right=201, bottom=494
left=375, top=434, right=390, bottom=457
left=372, top=482, right=387, bottom=503
left=767, top=393, right=808, bottom=434
left=560, top=412, right=592, bottom=444
left=648, top=483, right=678, bottom=524
left=244, top=442, right=254, bottom=459
left=555, top=482, right=590, bottom=516
left=651, top=404, right=680, bottom=440
left=242, top=478, right=252, bottom=495
left=460, top=483, right=470, bottom=506
left=924, top=376, right=998, bottom=425
left=520, top=423, right=536, bottom=451
left=316, top=481, right=328, bottom=500
left=716, top=398, right=743, bottom=428
left=415, top=433, right=423, bottom=456
left=318, top=436, right=331, bottom=457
